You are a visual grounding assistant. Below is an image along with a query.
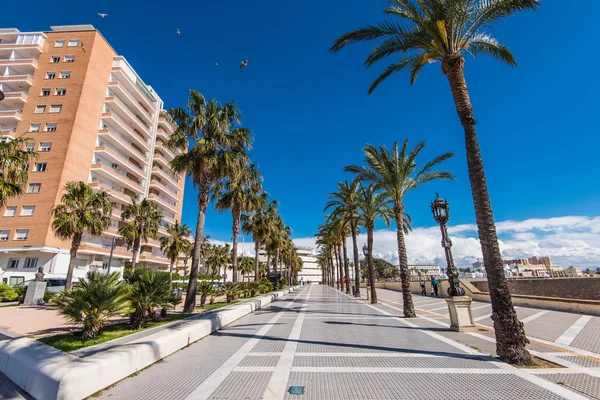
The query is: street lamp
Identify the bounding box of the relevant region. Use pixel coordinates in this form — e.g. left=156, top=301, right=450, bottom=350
left=0, top=89, right=5, bottom=101
left=107, top=236, right=124, bottom=274
left=431, top=193, right=464, bottom=297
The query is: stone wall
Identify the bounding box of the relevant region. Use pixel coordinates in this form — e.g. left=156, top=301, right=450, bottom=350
left=470, top=278, right=600, bottom=301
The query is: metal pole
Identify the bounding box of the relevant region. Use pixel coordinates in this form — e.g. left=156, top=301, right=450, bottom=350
left=439, top=221, right=464, bottom=297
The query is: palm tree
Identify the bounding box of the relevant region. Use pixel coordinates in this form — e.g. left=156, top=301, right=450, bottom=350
left=53, top=271, right=130, bottom=339
left=51, top=181, right=113, bottom=290
left=119, top=198, right=162, bottom=268
left=215, top=163, right=264, bottom=283
left=167, top=90, right=251, bottom=313
left=347, top=140, right=453, bottom=317
left=325, top=179, right=362, bottom=296
left=0, top=135, right=37, bottom=207
left=241, top=197, right=275, bottom=281
left=355, top=184, right=393, bottom=303
left=331, top=0, right=539, bottom=364
left=160, top=220, right=192, bottom=283
left=207, top=244, right=231, bottom=283
left=236, top=256, right=254, bottom=282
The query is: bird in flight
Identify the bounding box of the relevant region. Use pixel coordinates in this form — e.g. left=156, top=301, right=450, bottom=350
left=97, top=13, right=108, bottom=18
left=176, top=29, right=181, bottom=36
left=214, top=62, right=219, bottom=67
left=240, top=59, right=248, bottom=72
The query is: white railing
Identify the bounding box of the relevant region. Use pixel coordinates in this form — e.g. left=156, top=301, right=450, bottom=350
left=97, top=140, right=146, bottom=172
left=151, top=179, right=177, bottom=195
left=91, top=162, right=143, bottom=188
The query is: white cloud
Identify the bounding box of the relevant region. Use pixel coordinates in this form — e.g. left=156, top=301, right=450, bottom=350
left=292, top=216, right=600, bottom=269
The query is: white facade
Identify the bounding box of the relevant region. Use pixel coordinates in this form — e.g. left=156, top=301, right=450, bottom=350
left=408, top=264, right=441, bottom=279
left=295, top=246, right=321, bottom=283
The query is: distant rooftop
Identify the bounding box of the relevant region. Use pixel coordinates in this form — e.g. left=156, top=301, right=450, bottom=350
left=50, top=25, right=96, bottom=32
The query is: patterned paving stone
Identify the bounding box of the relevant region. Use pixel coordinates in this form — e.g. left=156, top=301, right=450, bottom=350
left=291, top=355, right=498, bottom=369
left=282, top=372, right=566, bottom=400
left=524, top=312, right=582, bottom=342
left=558, top=355, right=600, bottom=369
left=571, top=317, right=600, bottom=354
left=539, top=373, right=600, bottom=400
left=239, top=355, right=281, bottom=367
left=209, top=371, right=272, bottom=400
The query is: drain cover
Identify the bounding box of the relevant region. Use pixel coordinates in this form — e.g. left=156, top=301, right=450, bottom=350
left=288, top=386, right=305, bottom=395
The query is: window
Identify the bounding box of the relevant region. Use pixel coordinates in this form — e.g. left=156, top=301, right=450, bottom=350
left=40, top=88, right=50, bottom=96
left=45, top=123, right=57, bottom=132
left=59, top=71, right=71, bottom=79
left=29, top=124, right=41, bottom=132
left=0, top=231, right=9, bottom=241
left=9, top=276, right=24, bottom=286
left=64, top=55, right=75, bottom=63
left=54, top=40, right=65, bottom=48
left=39, top=142, right=52, bottom=152
left=0, top=137, right=9, bottom=143
left=50, top=56, right=60, bottom=63
left=22, top=163, right=29, bottom=172
left=21, top=206, right=35, bottom=216
left=4, top=206, right=16, bottom=217
left=24, top=258, right=38, bottom=269
left=45, top=71, right=56, bottom=80
left=34, top=105, right=46, bottom=114
left=34, top=162, right=47, bottom=172
left=27, top=183, right=41, bottom=193
left=49, top=104, right=62, bottom=113
left=67, top=39, right=79, bottom=47
left=25, top=143, right=34, bottom=152
left=14, top=229, right=29, bottom=240
left=7, top=258, right=19, bottom=269
left=55, top=88, right=66, bottom=96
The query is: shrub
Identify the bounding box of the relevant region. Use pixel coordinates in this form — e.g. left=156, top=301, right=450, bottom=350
left=197, top=281, right=213, bottom=307
left=258, top=280, right=273, bottom=294
left=52, top=271, right=130, bottom=340
left=124, top=268, right=179, bottom=329
left=44, top=291, right=58, bottom=304
left=224, top=282, right=240, bottom=303
left=0, top=284, right=18, bottom=302
left=248, top=281, right=260, bottom=297
left=210, top=287, right=224, bottom=305
left=13, top=286, right=26, bottom=303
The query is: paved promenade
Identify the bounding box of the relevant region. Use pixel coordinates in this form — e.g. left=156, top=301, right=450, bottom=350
left=95, top=285, right=590, bottom=399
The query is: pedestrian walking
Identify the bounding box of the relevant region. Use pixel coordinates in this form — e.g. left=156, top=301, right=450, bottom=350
left=420, top=278, right=426, bottom=296
left=430, top=284, right=435, bottom=296
left=432, top=277, right=439, bottom=297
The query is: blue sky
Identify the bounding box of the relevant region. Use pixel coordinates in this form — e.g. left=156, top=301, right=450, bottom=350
left=4, top=1, right=600, bottom=265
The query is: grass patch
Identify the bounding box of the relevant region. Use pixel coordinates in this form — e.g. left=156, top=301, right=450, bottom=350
left=39, top=313, right=194, bottom=352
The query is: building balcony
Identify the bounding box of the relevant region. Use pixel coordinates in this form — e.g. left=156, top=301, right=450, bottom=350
left=0, top=43, right=44, bottom=55
left=1, top=91, right=27, bottom=104
left=105, top=97, right=151, bottom=138
left=156, top=129, right=169, bottom=141
left=89, top=180, right=137, bottom=205
left=98, top=128, right=148, bottom=164
left=90, top=162, right=144, bottom=195
left=111, top=59, right=157, bottom=113
left=101, top=113, right=150, bottom=151
left=151, top=165, right=180, bottom=188
left=0, top=74, right=33, bottom=88
left=139, top=254, right=171, bottom=265
left=0, top=109, right=22, bottom=123
left=107, top=81, right=154, bottom=126
left=155, top=142, right=176, bottom=161
left=149, top=192, right=179, bottom=214
left=158, top=111, right=175, bottom=134
left=95, top=143, right=147, bottom=180
left=78, top=242, right=131, bottom=259
left=0, top=58, right=38, bottom=72
left=150, top=179, right=179, bottom=202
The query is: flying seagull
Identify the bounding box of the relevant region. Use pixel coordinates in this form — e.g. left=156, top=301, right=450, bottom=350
left=214, top=62, right=219, bottom=67
left=176, top=28, right=181, bottom=36
left=240, top=59, right=248, bottom=72
left=97, top=13, right=108, bottom=18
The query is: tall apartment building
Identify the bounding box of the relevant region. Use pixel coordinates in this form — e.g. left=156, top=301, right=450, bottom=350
left=0, top=25, right=185, bottom=283
left=295, top=246, right=322, bottom=283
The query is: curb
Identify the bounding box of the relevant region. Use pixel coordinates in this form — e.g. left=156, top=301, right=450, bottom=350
left=0, top=287, right=298, bottom=400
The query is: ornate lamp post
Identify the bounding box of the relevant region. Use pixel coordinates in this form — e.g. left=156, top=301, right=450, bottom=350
left=430, top=193, right=464, bottom=297
left=0, top=89, right=5, bottom=101
left=431, top=193, right=476, bottom=332
left=362, top=244, right=370, bottom=301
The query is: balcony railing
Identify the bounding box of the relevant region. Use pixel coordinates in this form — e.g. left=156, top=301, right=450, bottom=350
left=151, top=192, right=177, bottom=207
left=97, top=140, right=146, bottom=172
left=106, top=96, right=150, bottom=135
left=92, top=160, right=143, bottom=188
left=150, top=179, right=178, bottom=195
left=102, top=112, right=150, bottom=149
left=100, top=127, right=148, bottom=159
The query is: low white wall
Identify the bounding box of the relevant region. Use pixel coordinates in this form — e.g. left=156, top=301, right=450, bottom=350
left=0, top=287, right=297, bottom=400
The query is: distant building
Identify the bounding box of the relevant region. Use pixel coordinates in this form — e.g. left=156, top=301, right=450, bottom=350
left=472, top=261, right=483, bottom=270
left=408, top=264, right=441, bottom=281
left=565, top=267, right=583, bottom=278
left=539, top=256, right=553, bottom=266
left=295, top=246, right=322, bottom=283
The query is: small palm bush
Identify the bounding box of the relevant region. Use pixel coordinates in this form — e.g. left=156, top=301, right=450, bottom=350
left=124, top=268, right=178, bottom=328
left=197, top=281, right=213, bottom=307
left=258, top=280, right=273, bottom=294
left=210, top=287, right=224, bottom=305
left=224, top=282, right=240, bottom=303
left=52, top=271, right=130, bottom=340
left=248, top=281, right=260, bottom=297
left=0, top=284, right=19, bottom=302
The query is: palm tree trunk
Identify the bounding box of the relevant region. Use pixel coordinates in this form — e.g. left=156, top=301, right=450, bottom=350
left=367, top=227, right=377, bottom=304
left=351, top=222, right=361, bottom=297
left=184, top=183, right=210, bottom=313
left=169, top=255, right=176, bottom=284
left=337, top=244, right=344, bottom=292
left=332, top=246, right=340, bottom=290
left=444, top=54, right=532, bottom=365
left=342, top=235, right=350, bottom=294
left=65, top=232, right=82, bottom=290
left=231, top=206, right=241, bottom=283
left=131, top=237, right=141, bottom=268
left=328, top=255, right=334, bottom=287
left=254, top=241, right=260, bottom=281
left=394, top=204, right=416, bottom=317
left=266, top=253, right=271, bottom=273
left=273, top=249, right=279, bottom=274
